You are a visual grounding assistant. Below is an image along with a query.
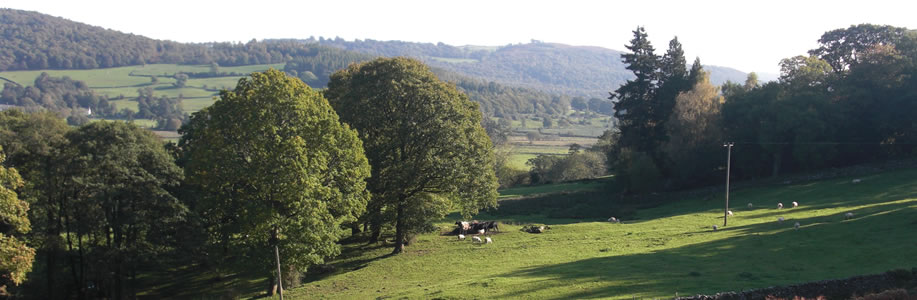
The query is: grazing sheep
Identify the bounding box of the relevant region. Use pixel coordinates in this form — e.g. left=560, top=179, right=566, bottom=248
left=472, top=236, right=482, bottom=243
left=727, top=210, right=734, bottom=216
left=852, top=178, right=862, bottom=184
left=777, top=203, right=784, bottom=209
left=485, top=237, right=493, bottom=244
left=607, top=217, right=618, bottom=223
left=457, top=234, right=465, bottom=240
left=792, top=201, right=798, bottom=208
left=778, top=217, right=785, bottom=223
left=712, top=225, right=718, bottom=231
left=747, top=203, right=753, bottom=209
left=845, top=212, right=855, bottom=220
left=794, top=222, right=800, bottom=229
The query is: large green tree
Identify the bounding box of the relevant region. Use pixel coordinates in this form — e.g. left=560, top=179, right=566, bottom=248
left=0, top=110, right=69, bottom=298
left=662, top=69, right=723, bottom=187
left=612, top=27, right=660, bottom=156
left=64, top=121, right=185, bottom=299
left=179, top=69, right=370, bottom=293
left=325, top=57, right=498, bottom=254
left=809, top=24, right=909, bottom=72
left=0, top=146, right=35, bottom=293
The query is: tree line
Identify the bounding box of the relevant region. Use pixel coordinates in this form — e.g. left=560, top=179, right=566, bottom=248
left=0, top=9, right=364, bottom=71
left=0, top=59, right=498, bottom=298
left=606, top=24, right=917, bottom=192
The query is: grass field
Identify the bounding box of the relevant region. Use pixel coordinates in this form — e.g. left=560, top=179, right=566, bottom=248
left=276, top=168, right=917, bottom=299
left=0, top=63, right=280, bottom=114
left=503, top=136, right=599, bottom=170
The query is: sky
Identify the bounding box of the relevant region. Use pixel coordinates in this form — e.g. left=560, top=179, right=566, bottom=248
left=4, top=0, right=917, bottom=74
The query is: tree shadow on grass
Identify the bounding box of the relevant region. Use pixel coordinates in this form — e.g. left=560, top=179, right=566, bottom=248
left=136, top=261, right=265, bottom=300
left=302, top=239, right=397, bottom=284
left=492, top=199, right=917, bottom=299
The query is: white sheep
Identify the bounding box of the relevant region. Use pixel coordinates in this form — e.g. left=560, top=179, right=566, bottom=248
left=472, top=236, right=482, bottom=243
left=777, top=203, right=784, bottom=209
left=852, top=178, right=862, bottom=184
left=607, top=217, right=618, bottom=223
left=485, top=237, right=493, bottom=244
left=778, top=217, right=784, bottom=222
left=477, top=229, right=486, bottom=235
left=747, top=203, right=753, bottom=209
left=794, top=222, right=800, bottom=230
left=712, top=225, right=718, bottom=231
left=845, top=212, right=855, bottom=220
left=458, top=234, right=465, bottom=240
left=792, top=201, right=798, bottom=208
left=727, top=210, right=734, bottom=216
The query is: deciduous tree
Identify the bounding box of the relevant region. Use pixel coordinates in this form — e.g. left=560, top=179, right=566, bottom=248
left=325, top=57, right=498, bottom=254
left=179, top=69, right=370, bottom=293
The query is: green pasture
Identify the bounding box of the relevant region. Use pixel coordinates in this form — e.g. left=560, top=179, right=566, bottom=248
left=507, top=153, right=537, bottom=170
left=280, top=168, right=917, bottom=299
left=182, top=97, right=217, bottom=113
left=0, top=63, right=285, bottom=115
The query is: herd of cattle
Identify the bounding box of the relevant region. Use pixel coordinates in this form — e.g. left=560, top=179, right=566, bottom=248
left=453, top=220, right=499, bottom=235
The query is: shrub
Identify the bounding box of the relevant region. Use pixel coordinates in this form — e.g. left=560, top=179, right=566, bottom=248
left=617, top=150, right=662, bottom=193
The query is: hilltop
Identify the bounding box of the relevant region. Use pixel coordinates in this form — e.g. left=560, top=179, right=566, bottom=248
left=308, top=38, right=751, bottom=97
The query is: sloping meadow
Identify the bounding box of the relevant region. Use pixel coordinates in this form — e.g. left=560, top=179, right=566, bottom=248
left=288, top=168, right=917, bottom=299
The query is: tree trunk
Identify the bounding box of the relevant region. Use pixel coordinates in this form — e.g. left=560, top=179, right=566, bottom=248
left=392, top=201, right=406, bottom=254
left=45, top=234, right=58, bottom=299
left=267, top=272, right=278, bottom=296
left=350, top=222, right=361, bottom=236
left=267, top=228, right=281, bottom=297
left=771, top=149, right=783, bottom=178
left=366, top=203, right=383, bottom=244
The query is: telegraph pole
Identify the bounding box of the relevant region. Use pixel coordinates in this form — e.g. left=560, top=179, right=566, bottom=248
left=723, top=142, right=734, bottom=226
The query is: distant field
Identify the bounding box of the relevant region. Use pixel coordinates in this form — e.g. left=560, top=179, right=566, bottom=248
left=429, top=57, right=479, bottom=63
left=0, top=64, right=280, bottom=114
left=182, top=97, right=217, bottom=113
left=508, top=135, right=599, bottom=147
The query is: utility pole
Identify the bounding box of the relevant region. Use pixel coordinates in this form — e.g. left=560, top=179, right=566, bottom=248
left=723, top=142, right=734, bottom=226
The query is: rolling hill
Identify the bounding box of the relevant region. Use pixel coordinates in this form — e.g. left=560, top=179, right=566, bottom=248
left=306, top=38, right=751, bottom=98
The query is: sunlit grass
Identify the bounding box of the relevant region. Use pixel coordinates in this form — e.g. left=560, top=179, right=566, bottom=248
left=286, top=168, right=917, bottom=299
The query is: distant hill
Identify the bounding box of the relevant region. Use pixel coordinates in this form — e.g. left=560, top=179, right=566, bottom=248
left=0, top=9, right=366, bottom=71
left=0, top=9, right=572, bottom=117
left=306, top=38, right=749, bottom=98
left=0, top=8, right=746, bottom=117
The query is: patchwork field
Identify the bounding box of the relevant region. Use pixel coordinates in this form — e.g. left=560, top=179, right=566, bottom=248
left=276, top=168, right=917, bottom=299
left=0, top=63, right=283, bottom=113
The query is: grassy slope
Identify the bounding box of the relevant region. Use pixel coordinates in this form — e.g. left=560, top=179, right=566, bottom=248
left=286, top=169, right=917, bottom=299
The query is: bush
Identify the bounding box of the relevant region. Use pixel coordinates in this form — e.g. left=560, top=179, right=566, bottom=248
left=617, top=150, right=662, bottom=193
left=527, top=152, right=607, bottom=185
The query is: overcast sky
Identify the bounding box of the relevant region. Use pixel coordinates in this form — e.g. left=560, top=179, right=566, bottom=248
left=4, top=0, right=916, bottom=74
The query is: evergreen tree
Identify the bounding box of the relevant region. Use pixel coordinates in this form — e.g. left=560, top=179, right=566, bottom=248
left=611, top=27, right=660, bottom=155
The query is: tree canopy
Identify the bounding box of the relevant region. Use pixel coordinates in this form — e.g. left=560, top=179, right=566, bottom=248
left=325, top=57, right=498, bottom=254
left=179, top=69, right=370, bottom=292
left=0, top=146, right=35, bottom=289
